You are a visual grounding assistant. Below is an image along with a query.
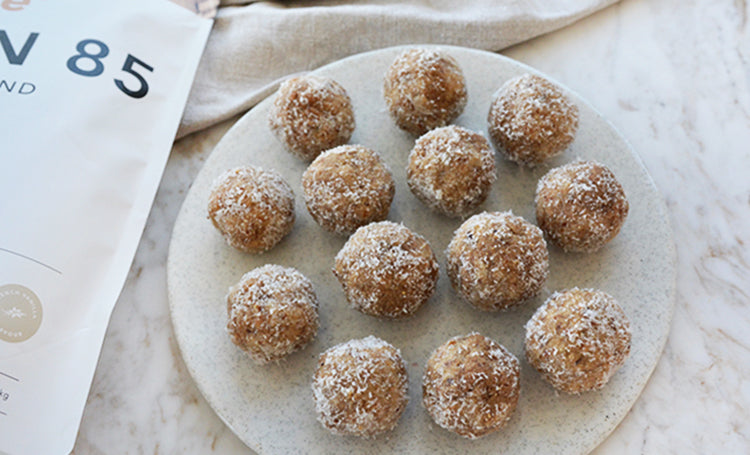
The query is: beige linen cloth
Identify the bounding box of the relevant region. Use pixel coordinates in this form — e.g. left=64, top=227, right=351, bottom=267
left=178, top=0, right=618, bottom=138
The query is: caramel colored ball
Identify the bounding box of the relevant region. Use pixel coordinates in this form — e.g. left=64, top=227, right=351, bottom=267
left=423, top=333, right=520, bottom=439
left=226, top=265, right=318, bottom=363
left=525, top=288, right=631, bottom=393
left=269, top=74, right=355, bottom=161
left=302, top=145, right=395, bottom=235
left=312, top=336, right=408, bottom=437
left=488, top=73, right=579, bottom=167
left=446, top=211, right=549, bottom=311
left=208, top=166, right=295, bottom=253
left=384, top=48, right=468, bottom=135
left=333, top=221, right=439, bottom=319
left=407, top=125, right=496, bottom=217
left=535, top=160, right=629, bottom=253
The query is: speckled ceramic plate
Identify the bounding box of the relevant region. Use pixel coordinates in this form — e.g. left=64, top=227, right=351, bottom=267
left=168, top=45, right=676, bottom=455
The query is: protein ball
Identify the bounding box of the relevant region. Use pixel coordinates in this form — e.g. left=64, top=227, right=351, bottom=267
left=488, top=73, right=579, bottom=167
left=525, top=288, right=632, bottom=394
left=446, top=211, right=549, bottom=311
left=302, top=144, right=395, bottom=235
left=535, top=160, right=629, bottom=253
left=384, top=48, right=468, bottom=135
left=407, top=125, right=496, bottom=217
left=208, top=166, right=295, bottom=253
left=423, top=333, right=520, bottom=439
left=312, top=336, right=408, bottom=437
left=226, top=265, right=319, bottom=363
left=333, top=221, right=439, bottom=319
left=269, top=74, right=355, bottom=161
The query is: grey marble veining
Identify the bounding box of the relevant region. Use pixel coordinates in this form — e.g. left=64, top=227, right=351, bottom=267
left=72, top=0, right=750, bottom=453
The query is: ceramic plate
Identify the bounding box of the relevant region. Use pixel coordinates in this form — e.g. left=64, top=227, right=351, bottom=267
left=168, top=45, right=675, bottom=455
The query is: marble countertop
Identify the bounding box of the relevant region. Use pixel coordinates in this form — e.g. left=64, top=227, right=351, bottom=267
left=73, top=0, right=750, bottom=453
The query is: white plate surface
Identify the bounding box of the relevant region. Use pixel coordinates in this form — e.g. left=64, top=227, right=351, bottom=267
left=168, top=45, right=676, bottom=455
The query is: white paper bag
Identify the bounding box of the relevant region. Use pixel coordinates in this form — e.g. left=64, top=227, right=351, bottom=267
left=0, top=1, right=212, bottom=454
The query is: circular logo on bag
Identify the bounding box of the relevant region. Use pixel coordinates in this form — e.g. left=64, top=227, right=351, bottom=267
left=0, top=284, right=43, bottom=343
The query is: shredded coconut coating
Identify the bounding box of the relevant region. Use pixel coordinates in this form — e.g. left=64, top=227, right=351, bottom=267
left=487, top=73, right=579, bottom=167
left=207, top=166, right=295, bottom=253
left=446, top=211, right=549, bottom=311
left=407, top=125, right=497, bottom=217
left=383, top=48, right=468, bottom=135
left=422, top=333, right=520, bottom=439
left=302, top=145, right=395, bottom=236
left=333, top=221, right=439, bottom=319
left=269, top=74, right=355, bottom=161
left=312, top=336, right=409, bottom=437
left=226, top=265, right=319, bottom=364
left=535, top=160, right=629, bottom=253
left=524, top=288, right=631, bottom=394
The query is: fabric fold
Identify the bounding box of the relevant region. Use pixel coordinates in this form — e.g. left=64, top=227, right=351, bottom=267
left=178, top=0, right=619, bottom=138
